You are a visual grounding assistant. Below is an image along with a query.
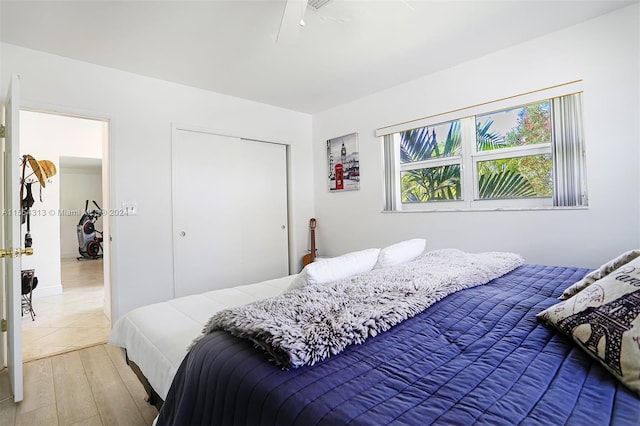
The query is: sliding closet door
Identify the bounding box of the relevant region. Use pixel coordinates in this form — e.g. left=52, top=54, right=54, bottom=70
left=172, top=129, right=289, bottom=298
left=238, top=139, right=288, bottom=284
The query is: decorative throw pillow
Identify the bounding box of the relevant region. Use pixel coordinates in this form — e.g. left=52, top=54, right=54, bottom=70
left=288, top=248, right=380, bottom=291
left=373, top=238, right=426, bottom=269
left=559, top=249, right=640, bottom=300
left=537, top=257, right=640, bottom=395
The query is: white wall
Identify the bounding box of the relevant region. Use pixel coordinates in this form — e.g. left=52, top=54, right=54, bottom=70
left=20, top=111, right=103, bottom=297
left=1, top=44, right=314, bottom=321
left=312, top=5, right=640, bottom=269
left=4, top=5, right=636, bottom=320
left=59, top=164, right=103, bottom=259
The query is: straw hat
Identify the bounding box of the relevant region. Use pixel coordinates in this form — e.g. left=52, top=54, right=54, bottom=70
left=25, top=155, right=46, bottom=187
left=38, top=160, right=57, bottom=181
left=24, top=156, right=57, bottom=188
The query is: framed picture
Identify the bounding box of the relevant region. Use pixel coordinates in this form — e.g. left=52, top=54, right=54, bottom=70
left=327, top=133, right=359, bottom=192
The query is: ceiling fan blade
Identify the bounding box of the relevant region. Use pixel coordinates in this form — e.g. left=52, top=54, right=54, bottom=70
left=277, top=0, right=307, bottom=44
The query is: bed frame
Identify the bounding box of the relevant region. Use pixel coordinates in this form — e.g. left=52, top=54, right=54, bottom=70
left=125, top=351, right=164, bottom=411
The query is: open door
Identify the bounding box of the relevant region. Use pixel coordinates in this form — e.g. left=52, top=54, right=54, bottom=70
left=1, top=75, right=28, bottom=402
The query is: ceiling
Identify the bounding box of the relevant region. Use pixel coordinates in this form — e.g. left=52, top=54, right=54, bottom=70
left=1, top=0, right=636, bottom=113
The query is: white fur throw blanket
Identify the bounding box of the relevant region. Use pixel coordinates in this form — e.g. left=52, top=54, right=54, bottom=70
left=197, top=249, right=524, bottom=369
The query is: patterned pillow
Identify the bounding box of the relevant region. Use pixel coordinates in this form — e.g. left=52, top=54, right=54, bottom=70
left=559, top=249, right=640, bottom=300
left=537, top=257, right=640, bottom=395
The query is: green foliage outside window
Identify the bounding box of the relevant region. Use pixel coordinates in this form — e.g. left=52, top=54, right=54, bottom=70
left=400, top=121, right=462, bottom=202
left=400, top=101, right=552, bottom=203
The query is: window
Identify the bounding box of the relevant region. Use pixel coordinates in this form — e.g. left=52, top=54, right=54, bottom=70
left=380, top=83, right=586, bottom=211
left=400, top=120, right=462, bottom=202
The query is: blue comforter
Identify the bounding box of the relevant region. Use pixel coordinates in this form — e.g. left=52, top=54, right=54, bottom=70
left=157, top=264, right=640, bottom=425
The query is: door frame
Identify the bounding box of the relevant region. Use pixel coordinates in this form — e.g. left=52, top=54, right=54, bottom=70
left=18, top=102, right=116, bottom=323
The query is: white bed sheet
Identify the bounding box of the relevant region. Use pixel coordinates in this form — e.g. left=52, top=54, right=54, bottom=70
left=108, top=275, right=295, bottom=400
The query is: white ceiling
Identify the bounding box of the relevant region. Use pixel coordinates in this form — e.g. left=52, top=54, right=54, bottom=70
left=1, top=0, right=636, bottom=113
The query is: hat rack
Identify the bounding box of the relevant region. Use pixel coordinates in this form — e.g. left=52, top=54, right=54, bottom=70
left=20, top=154, right=57, bottom=202
left=19, top=155, right=58, bottom=249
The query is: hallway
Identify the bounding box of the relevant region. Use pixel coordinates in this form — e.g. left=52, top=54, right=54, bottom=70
left=21, top=258, right=110, bottom=362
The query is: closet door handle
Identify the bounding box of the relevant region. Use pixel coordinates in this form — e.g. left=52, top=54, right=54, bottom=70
left=179, top=231, right=186, bottom=237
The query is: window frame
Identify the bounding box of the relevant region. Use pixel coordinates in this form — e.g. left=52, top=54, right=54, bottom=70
left=471, top=143, right=553, bottom=205
left=379, top=81, right=585, bottom=212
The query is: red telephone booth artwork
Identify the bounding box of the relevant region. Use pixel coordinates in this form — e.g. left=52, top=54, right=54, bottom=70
left=327, top=133, right=359, bottom=192
left=335, top=164, right=344, bottom=190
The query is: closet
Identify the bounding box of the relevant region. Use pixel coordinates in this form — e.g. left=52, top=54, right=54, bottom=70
left=172, top=128, right=289, bottom=297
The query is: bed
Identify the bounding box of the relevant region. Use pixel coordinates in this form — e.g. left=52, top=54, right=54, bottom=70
left=108, top=275, right=294, bottom=405
left=110, top=247, right=640, bottom=425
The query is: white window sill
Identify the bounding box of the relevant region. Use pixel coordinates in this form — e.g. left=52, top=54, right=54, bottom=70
left=382, top=206, right=588, bottom=213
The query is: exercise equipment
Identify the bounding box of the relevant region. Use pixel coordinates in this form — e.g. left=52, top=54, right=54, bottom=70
left=77, top=200, right=103, bottom=260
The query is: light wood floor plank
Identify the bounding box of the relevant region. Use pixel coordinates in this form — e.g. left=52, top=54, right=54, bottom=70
left=0, top=368, right=12, bottom=401
left=14, top=403, right=58, bottom=426
left=18, top=357, right=56, bottom=415
left=104, top=344, right=157, bottom=424
left=1, top=369, right=17, bottom=426
left=0, top=398, right=17, bottom=426
left=78, top=345, right=147, bottom=426
left=68, top=414, right=103, bottom=426
left=1, top=343, right=156, bottom=426
left=51, top=351, right=99, bottom=425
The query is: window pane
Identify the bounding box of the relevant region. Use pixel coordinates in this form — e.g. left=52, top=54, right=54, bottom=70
left=400, top=120, right=461, bottom=164
left=476, top=101, right=551, bottom=151
left=401, top=165, right=461, bottom=202
left=477, top=154, right=552, bottom=199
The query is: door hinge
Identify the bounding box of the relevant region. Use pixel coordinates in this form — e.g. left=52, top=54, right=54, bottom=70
left=1, top=319, right=6, bottom=332
left=0, top=124, right=5, bottom=139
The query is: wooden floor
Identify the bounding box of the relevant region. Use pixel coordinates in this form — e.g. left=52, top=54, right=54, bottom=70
left=0, top=344, right=158, bottom=425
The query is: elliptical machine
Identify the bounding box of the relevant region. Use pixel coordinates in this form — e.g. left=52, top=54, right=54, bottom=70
left=77, top=200, right=103, bottom=260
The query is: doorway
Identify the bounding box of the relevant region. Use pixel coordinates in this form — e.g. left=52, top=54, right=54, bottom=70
left=18, top=110, right=110, bottom=361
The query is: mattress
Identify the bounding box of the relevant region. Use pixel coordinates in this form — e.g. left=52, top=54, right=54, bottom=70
left=108, top=275, right=295, bottom=400
left=156, top=264, right=640, bottom=425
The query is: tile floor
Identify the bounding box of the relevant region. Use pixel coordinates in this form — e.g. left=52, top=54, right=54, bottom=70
left=22, top=257, right=110, bottom=362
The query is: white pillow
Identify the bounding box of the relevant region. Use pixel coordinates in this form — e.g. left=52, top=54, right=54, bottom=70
left=288, top=248, right=380, bottom=291
left=374, top=238, right=426, bottom=269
